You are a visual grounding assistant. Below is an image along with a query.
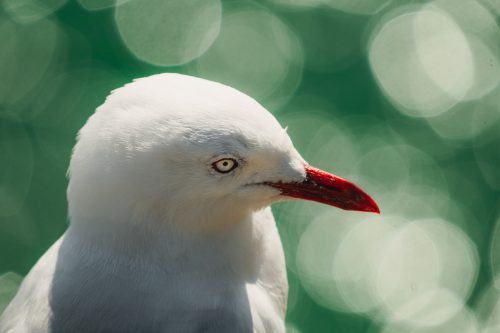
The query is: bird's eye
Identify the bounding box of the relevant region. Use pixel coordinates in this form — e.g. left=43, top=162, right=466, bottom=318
left=212, top=158, right=238, bottom=174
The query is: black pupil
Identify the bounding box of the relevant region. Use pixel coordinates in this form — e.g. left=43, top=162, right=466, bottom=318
left=214, top=159, right=235, bottom=173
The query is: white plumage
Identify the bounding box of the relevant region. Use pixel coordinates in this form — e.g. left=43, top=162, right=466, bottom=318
left=0, top=74, right=377, bottom=333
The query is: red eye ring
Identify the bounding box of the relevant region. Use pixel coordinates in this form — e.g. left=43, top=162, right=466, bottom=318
left=212, top=158, right=238, bottom=173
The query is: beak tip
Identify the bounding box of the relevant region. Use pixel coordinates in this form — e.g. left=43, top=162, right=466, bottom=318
left=365, top=196, right=380, bottom=215
left=363, top=193, right=380, bottom=215
left=353, top=201, right=380, bottom=214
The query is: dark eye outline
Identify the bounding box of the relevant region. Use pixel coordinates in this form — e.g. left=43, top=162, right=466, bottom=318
left=212, top=158, right=239, bottom=174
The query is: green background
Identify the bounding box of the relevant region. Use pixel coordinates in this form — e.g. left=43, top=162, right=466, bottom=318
left=1, top=0, right=500, bottom=332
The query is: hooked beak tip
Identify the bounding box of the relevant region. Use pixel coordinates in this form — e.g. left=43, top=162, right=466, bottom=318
left=363, top=197, right=380, bottom=214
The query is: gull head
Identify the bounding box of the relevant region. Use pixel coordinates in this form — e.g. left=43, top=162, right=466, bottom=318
left=68, top=74, right=378, bottom=232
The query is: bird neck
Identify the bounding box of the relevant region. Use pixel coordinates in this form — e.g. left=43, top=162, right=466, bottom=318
left=66, top=207, right=263, bottom=279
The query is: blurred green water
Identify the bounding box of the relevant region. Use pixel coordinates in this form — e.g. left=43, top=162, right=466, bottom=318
left=1, top=0, right=499, bottom=332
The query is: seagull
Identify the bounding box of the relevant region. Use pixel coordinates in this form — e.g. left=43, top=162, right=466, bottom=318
left=0, top=74, right=378, bottom=333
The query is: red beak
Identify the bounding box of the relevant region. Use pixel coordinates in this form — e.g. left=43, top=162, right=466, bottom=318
left=267, top=166, right=380, bottom=214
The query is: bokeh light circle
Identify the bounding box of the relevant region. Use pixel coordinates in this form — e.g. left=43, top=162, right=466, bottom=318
left=193, top=3, right=303, bottom=106
left=295, top=210, right=478, bottom=320
left=369, top=6, right=474, bottom=117
left=375, top=222, right=442, bottom=317
left=379, top=306, right=479, bottom=333
left=475, top=278, right=500, bottom=332
left=0, top=18, right=60, bottom=107
left=0, top=208, right=39, bottom=248
left=115, top=0, right=222, bottom=66
left=418, top=218, right=479, bottom=300
left=296, top=211, right=362, bottom=312
left=375, top=218, right=478, bottom=323
left=333, top=216, right=399, bottom=313
left=386, top=289, right=465, bottom=327
left=2, top=0, right=67, bottom=24
left=425, top=89, right=500, bottom=141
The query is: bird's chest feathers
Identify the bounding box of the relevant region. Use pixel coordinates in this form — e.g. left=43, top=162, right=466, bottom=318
left=50, top=218, right=285, bottom=332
